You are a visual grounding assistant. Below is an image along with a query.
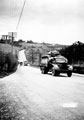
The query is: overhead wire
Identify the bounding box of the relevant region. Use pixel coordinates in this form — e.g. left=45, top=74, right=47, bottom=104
left=16, top=0, right=26, bottom=31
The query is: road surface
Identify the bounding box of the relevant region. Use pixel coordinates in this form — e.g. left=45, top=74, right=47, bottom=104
left=0, top=66, right=84, bottom=120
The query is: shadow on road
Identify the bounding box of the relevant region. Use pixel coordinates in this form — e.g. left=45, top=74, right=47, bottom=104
left=48, top=72, right=67, bottom=77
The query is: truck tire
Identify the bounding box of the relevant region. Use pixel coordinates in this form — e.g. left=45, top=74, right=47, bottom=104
left=67, top=72, right=72, bottom=77
left=52, top=68, right=56, bottom=76
left=41, top=67, right=47, bottom=74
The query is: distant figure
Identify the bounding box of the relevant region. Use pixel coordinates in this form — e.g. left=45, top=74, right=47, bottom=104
left=18, top=48, right=27, bottom=67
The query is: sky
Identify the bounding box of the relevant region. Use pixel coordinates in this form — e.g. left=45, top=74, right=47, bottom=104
left=0, top=0, right=84, bottom=45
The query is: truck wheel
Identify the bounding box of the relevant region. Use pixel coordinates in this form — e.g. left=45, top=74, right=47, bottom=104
left=41, top=67, right=47, bottom=74
left=67, top=72, right=72, bottom=77
left=52, top=69, right=56, bottom=76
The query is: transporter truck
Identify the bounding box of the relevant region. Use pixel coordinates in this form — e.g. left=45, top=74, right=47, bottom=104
left=40, top=50, right=73, bottom=77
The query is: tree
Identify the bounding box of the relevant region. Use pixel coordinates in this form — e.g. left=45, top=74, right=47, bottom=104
left=60, top=41, right=84, bottom=64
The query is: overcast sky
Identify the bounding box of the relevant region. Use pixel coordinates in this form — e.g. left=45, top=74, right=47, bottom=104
left=0, top=0, right=84, bottom=45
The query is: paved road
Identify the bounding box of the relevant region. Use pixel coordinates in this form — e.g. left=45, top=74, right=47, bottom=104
left=0, top=66, right=84, bottom=120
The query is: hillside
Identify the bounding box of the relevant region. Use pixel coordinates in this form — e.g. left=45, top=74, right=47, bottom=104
left=19, top=42, right=68, bottom=52
left=0, top=43, right=20, bottom=57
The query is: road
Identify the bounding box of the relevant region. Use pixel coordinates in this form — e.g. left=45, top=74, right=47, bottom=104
left=0, top=66, right=84, bottom=120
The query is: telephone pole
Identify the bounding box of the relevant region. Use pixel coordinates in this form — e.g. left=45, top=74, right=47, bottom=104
left=8, top=32, right=17, bottom=54
left=11, top=32, right=14, bottom=54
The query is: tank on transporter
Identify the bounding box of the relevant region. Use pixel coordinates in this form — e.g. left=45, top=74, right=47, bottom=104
left=40, top=50, right=73, bottom=77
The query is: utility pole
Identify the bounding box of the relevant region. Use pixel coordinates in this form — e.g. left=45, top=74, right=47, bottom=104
left=11, top=32, right=14, bottom=54
left=5, top=35, right=8, bottom=44
left=8, top=32, right=17, bottom=54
